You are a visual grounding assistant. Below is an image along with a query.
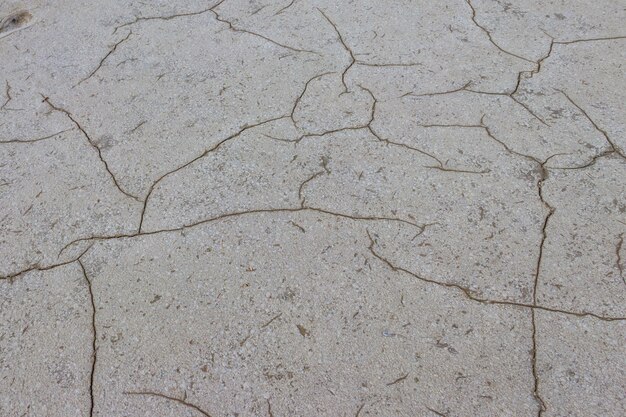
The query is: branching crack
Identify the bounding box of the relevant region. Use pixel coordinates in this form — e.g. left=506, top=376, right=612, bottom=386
left=76, top=31, right=132, bottom=86
left=0, top=243, right=93, bottom=281
left=41, top=95, right=140, bottom=201
left=359, top=85, right=489, bottom=174
left=139, top=113, right=289, bottom=232
left=317, top=8, right=356, bottom=94
left=113, top=0, right=316, bottom=54
left=125, top=391, right=213, bottom=417
left=210, top=1, right=318, bottom=54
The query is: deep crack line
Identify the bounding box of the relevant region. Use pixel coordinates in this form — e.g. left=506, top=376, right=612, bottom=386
left=125, top=391, right=213, bottom=417
left=63, top=206, right=428, bottom=257
left=365, top=231, right=624, bottom=322
left=41, top=95, right=141, bottom=201
left=78, top=260, right=97, bottom=417
left=530, top=159, right=553, bottom=416
left=531, top=310, right=547, bottom=416
left=76, top=30, right=132, bottom=86
left=617, top=233, right=625, bottom=286
left=317, top=8, right=356, bottom=93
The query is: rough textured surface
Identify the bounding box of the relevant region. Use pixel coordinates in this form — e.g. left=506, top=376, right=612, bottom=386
left=1, top=0, right=625, bottom=416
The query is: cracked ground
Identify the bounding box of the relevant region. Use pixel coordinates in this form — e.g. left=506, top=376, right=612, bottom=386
left=1, top=0, right=625, bottom=416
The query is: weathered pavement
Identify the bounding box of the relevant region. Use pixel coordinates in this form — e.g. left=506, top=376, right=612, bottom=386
left=1, top=0, right=625, bottom=416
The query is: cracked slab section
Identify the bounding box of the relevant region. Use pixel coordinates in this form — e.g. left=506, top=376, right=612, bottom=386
left=63, top=9, right=332, bottom=198
left=80, top=214, right=537, bottom=416
left=536, top=312, right=626, bottom=417
left=0, top=264, right=92, bottom=416
left=2, top=0, right=626, bottom=415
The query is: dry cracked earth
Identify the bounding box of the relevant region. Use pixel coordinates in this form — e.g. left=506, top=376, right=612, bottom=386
left=1, top=0, right=625, bottom=416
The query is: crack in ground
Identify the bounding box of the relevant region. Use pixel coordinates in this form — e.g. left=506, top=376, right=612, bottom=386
left=317, top=8, right=355, bottom=94
left=617, top=233, right=625, bottom=286
left=366, top=230, right=624, bottom=321
left=67, top=206, right=427, bottom=255
left=555, top=89, right=626, bottom=160
left=290, top=71, right=334, bottom=128
left=138, top=113, right=289, bottom=232
left=114, top=0, right=317, bottom=54
left=426, top=407, right=448, bottom=417
left=76, top=30, right=132, bottom=86
left=41, top=95, right=141, bottom=201
left=274, top=0, right=297, bottom=16
left=78, top=259, right=97, bottom=417
left=464, top=0, right=534, bottom=63
left=554, top=35, right=626, bottom=45
left=0, top=243, right=93, bottom=281
left=531, top=310, right=546, bottom=416
left=366, top=91, right=491, bottom=174
left=1, top=80, right=11, bottom=110
left=298, top=170, right=326, bottom=207
left=113, top=1, right=224, bottom=34
left=530, top=155, right=554, bottom=417
left=125, top=391, right=213, bottom=417
left=405, top=82, right=548, bottom=126
left=0, top=128, right=72, bottom=144
left=281, top=83, right=490, bottom=174
left=404, top=36, right=626, bottom=131
left=209, top=2, right=319, bottom=55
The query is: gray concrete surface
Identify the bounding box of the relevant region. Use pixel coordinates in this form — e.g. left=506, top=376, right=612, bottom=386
left=1, top=0, right=625, bottom=416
